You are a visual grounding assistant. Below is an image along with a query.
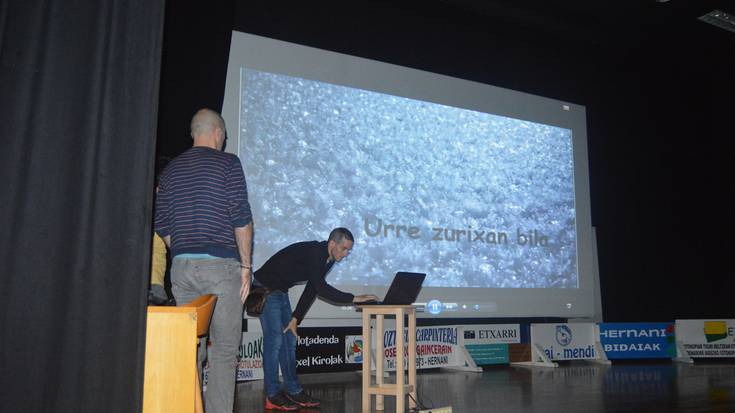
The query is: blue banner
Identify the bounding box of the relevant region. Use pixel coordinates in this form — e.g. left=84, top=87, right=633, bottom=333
left=598, top=322, right=675, bottom=359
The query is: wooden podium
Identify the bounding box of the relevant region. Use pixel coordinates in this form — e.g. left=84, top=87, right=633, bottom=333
left=142, top=306, right=198, bottom=413
left=359, top=305, right=417, bottom=413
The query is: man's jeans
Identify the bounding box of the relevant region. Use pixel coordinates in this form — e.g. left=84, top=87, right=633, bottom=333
left=259, top=290, right=303, bottom=398
left=171, top=257, right=242, bottom=413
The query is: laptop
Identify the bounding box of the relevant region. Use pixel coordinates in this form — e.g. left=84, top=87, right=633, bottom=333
left=360, top=272, right=426, bottom=305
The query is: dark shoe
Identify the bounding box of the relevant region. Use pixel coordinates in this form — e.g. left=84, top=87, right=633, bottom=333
left=286, top=391, right=321, bottom=408
left=265, top=393, right=299, bottom=411
left=147, top=289, right=168, bottom=306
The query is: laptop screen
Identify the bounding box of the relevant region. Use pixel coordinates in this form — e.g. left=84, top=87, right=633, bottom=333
left=381, top=272, right=426, bottom=305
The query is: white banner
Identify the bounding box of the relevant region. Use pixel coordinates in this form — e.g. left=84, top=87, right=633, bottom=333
left=531, top=323, right=597, bottom=361
left=237, top=332, right=264, bottom=381
left=460, top=324, right=521, bottom=344
left=345, top=325, right=461, bottom=370
left=675, top=319, right=735, bottom=358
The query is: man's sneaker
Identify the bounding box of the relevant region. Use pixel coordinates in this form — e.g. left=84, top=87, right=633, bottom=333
left=264, top=392, right=299, bottom=411
left=286, top=391, right=321, bottom=408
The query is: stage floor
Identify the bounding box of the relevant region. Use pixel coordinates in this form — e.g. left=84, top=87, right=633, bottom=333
left=234, top=360, right=735, bottom=412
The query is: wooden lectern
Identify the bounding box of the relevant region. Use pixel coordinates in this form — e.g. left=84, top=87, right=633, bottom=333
left=359, top=305, right=417, bottom=413
left=142, top=306, right=198, bottom=413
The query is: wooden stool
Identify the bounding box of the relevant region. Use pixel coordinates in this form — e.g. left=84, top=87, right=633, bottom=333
left=359, top=305, right=417, bottom=413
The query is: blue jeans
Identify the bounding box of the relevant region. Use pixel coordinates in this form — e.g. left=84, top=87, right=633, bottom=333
left=260, top=290, right=302, bottom=398
left=171, top=257, right=242, bottom=413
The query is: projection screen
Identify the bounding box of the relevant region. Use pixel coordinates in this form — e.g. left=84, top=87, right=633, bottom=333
left=222, top=32, right=597, bottom=319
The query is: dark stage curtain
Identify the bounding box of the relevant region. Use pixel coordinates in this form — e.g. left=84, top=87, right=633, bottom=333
left=0, top=1, right=165, bottom=412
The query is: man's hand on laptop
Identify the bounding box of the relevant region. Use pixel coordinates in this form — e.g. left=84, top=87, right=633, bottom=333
left=353, top=294, right=379, bottom=304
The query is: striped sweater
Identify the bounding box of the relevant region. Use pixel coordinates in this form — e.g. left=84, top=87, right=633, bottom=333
left=154, top=146, right=252, bottom=259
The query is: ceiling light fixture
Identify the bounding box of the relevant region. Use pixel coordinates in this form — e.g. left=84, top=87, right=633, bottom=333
left=698, top=10, right=735, bottom=34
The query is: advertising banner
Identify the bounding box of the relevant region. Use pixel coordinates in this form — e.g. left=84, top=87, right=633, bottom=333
left=461, top=324, right=521, bottom=344
left=461, top=324, right=521, bottom=365
left=598, top=322, right=675, bottom=359
left=296, top=327, right=361, bottom=373
left=236, top=327, right=361, bottom=381
left=345, top=325, right=461, bottom=370
left=532, top=323, right=597, bottom=361
left=675, top=319, right=735, bottom=358
left=237, top=332, right=264, bottom=381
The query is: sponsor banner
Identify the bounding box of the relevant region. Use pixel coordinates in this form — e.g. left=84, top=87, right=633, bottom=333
left=237, top=332, right=264, bottom=381
left=236, top=327, right=361, bottom=380
left=345, top=326, right=461, bottom=370
left=532, top=323, right=597, bottom=361
left=460, top=324, right=520, bottom=365
left=397, top=326, right=460, bottom=370
left=461, top=324, right=521, bottom=344
left=599, top=322, right=675, bottom=359
left=465, top=344, right=509, bottom=364
left=676, top=319, right=735, bottom=358
left=296, top=327, right=361, bottom=373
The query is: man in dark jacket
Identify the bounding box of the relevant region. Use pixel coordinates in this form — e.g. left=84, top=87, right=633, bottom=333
left=254, top=227, right=377, bottom=411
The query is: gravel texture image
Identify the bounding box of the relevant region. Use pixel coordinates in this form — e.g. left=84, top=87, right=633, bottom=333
left=239, top=68, right=577, bottom=288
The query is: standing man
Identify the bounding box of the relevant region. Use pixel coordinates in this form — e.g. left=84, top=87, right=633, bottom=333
left=254, top=228, right=377, bottom=411
left=155, top=108, right=253, bottom=413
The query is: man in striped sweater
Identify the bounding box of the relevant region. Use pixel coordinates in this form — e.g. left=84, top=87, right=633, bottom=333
left=155, top=108, right=253, bottom=413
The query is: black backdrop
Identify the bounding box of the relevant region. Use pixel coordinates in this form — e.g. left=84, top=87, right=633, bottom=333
left=0, top=1, right=164, bottom=412
left=157, top=2, right=734, bottom=323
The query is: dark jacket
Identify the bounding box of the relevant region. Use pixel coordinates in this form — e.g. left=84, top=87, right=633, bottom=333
left=254, top=240, right=354, bottom=323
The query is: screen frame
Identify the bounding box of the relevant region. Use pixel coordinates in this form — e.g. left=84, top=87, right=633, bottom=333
left=222, top=31, right=597, bottom=319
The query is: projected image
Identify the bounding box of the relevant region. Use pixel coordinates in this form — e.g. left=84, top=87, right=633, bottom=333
left=239, top=68, right=576, bottom=288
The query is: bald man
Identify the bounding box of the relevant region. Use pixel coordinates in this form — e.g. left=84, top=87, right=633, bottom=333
left=155, top=108, right=253, bottom=413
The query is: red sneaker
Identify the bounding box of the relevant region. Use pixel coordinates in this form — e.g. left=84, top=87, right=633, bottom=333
left=265, top=393, right=299, bottom=411
left=286, top=391, right=321, bottom=408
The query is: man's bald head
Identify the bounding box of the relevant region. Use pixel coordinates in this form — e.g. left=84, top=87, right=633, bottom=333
left=190, top=108, right=226, bottom=138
